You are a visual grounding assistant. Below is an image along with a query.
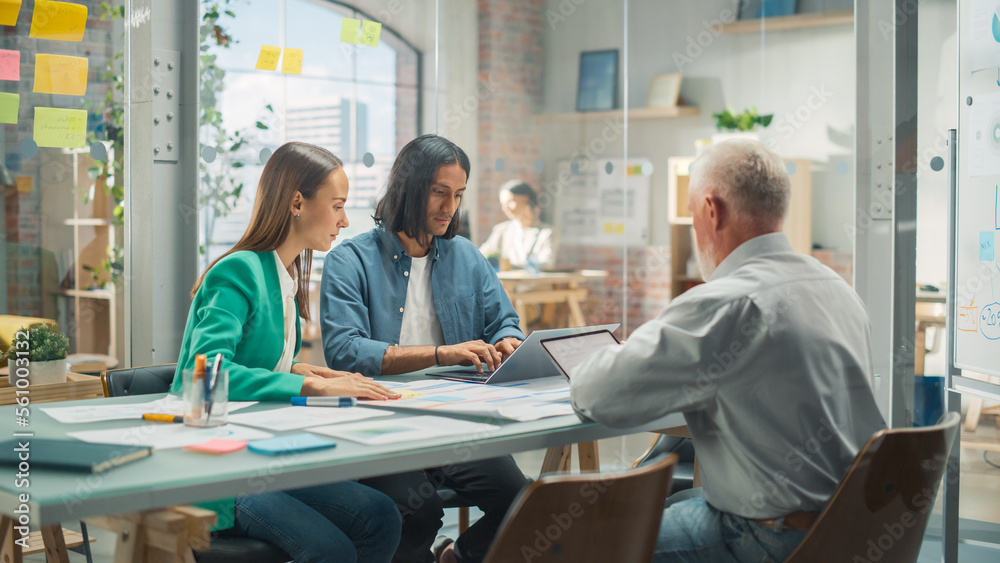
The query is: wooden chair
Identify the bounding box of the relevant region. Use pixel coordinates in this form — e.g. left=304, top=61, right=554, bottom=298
left=482, top=453, right=677, bottom=563
left=786, top=412, right=960, bottom=563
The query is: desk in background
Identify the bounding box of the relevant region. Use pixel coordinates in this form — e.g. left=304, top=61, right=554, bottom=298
left=497, top=270, right=609, bottom=333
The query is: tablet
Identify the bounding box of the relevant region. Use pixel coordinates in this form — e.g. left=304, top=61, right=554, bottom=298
left=540, top=329, right=620, bottom=380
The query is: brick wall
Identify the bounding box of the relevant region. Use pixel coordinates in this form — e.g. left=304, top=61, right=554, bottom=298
left=475, top=0, right=545, bottom=242
left=3, top=1, right=113, bottom=316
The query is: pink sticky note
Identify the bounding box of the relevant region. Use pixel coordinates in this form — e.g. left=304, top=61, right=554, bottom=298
left=0, top=49, right=20, bottom=81
left=184, top=439, right=248, bottom=455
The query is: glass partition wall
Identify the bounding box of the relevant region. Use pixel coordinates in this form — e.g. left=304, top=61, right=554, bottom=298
left=1, top=1, right=125, bottom=369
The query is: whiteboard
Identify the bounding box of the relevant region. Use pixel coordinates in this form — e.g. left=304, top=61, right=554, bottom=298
left=955, top=0, right=1000, bottom=377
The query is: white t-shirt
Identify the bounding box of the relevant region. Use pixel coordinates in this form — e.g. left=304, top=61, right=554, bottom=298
left=398, top=255, right=446, bottom=347
left=273, top=251, right=298, bottom=373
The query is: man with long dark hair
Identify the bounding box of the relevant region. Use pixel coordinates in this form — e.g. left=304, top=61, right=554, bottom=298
left=320, top=134, right=528, bottom=563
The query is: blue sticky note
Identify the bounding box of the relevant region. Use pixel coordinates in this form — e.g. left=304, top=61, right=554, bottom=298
left=981, top=231, right=995, bottom=261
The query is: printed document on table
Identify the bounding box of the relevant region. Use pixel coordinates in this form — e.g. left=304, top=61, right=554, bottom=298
left=227, top=406, right=393, bottom=432
left=308, top=415, right=501, bottom=445
left=41, top=395, right=258, bottom=424
left=68, top=424, right=273, bottom=450
left=365, top=378, right=575, bottom=420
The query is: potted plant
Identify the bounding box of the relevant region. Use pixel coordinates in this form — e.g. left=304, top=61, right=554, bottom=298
left=711, top=107, right=773, bottom=144
left=2, top=324, right=70, bottom=385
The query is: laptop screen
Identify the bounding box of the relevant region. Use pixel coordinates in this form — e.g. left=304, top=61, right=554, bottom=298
left=540, top=330, right=620, bottom=379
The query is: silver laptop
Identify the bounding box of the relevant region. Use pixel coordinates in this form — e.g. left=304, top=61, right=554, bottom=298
left=426, top=324, right=619, bottom=384
left=539, top=329, right=620, bottom=379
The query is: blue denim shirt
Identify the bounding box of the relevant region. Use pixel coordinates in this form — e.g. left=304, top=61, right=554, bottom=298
left=321, top=227, right=524, bottom=376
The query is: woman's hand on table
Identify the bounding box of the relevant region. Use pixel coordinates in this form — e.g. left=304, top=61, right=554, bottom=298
left=297, top=365, right=401, bottom=400
left=293, top=363, right=363, bottom=380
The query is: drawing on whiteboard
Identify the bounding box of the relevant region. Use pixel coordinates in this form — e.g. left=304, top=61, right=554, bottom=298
left=970, top=0, right=1000, bottom=72
left=960, top=186, right=1000, bottom=341
left=967, top=92, right=1000, bottom=176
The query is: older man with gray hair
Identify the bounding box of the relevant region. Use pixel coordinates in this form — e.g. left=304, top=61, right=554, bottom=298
left=570, top=140, right=885, bottom=561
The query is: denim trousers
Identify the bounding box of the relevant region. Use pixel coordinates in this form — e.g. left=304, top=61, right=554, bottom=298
left=232, top=481, right=402, bottom=563
left=359, top=455, right=529, bottom=563
left=654, top=489, right=808, bottom=562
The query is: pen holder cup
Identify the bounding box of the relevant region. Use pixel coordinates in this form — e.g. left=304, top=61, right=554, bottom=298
left=182, top=368, right=229, bottom=427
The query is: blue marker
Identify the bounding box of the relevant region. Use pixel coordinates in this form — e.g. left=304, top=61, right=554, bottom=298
left=291, top=396, right=357, bottom=407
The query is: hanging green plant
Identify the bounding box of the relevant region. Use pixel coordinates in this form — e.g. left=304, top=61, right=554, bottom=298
left=712, top=107, right=773, bottom=132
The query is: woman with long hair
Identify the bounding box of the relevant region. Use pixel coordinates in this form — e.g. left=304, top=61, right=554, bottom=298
left=171, top=141, right=401, bottom=562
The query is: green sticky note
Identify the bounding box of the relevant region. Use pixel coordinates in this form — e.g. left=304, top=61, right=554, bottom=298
left=340, top=18, right=360, bottom=44
left=34, top=106, right=87, bottom=148
left=0, top=92, right=18, bottom=124
left=360, top=20, right=381, bottom=47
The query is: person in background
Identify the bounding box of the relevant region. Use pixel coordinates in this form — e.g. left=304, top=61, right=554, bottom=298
left=171, top=141, right=401, bottom=563
left=321, top=134, right=529, bottom=563
left=478, top=180, right=558, bottom=271
left=570, top=139, right=886, bottom=562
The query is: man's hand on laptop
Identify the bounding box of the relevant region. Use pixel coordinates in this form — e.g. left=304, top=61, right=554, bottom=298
left=495, top=337, right=522, bottom=361
left=439, top=340, right=503, bottom=372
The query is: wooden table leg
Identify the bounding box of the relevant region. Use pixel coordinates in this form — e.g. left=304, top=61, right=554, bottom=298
left=40, top=524, right=69, bottom=563
left=577, top=441, right=599, bottom=472
left=540, top=445, right=572, bottom=474
left=1, top=515, right=25, bottom=563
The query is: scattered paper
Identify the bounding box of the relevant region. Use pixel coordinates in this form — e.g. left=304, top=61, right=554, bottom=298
left=227, top=406, right=392, bottom=432
left=360, top=21, right=381, bottom=47
left=0, top=48, right=20, bottom=80
left=280, top=47, right=302, bottom=74
left=41, top=395, right=258, bottom=424
left=33, top=107, right=87, bottom=148
left=340, top=17, right=360, bottom=44
left=0, top=0, right=20, bottom=26
left=255, top=45, right=280, bottom=71
left=366, top=378, right=575, bottom=420
left=33, top=53, right=88, bottom=95
left=309, top=415, right=500, bottom=445
left=0, top=92, right=18, bottom=124
left=29, top=0, right=87, bottom=42
left=68, top=423, right=272, bottom=450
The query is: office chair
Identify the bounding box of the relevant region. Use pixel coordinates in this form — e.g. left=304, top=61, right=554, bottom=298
left=101, top=364, right=291, bottom=563
left=482, top=453, right=677, bottom=562
left=786, top=412, right=960, bottom=563
left=633, top=434, right=696, bottom=494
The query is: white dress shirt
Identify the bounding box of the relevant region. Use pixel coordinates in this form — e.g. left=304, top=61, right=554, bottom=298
left=273, top=251, right=298, bottom=373
left=571, top=233, right=886, bottom=518
left=479, top=220, right=558, bottom=269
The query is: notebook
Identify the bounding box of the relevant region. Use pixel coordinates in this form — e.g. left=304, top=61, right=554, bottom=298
left=426, top=324, right=619, bottom=384
left=0, top=438, right=152, bottom=473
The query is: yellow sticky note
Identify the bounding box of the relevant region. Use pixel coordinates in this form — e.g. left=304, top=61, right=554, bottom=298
left=360, top=21, right=382, bottom=47
left=603, top=222, right=625, bottom=235
left=33, top=53, right=88, bottom=95
left=15, top=176, right=32, bottom=193
left=0, top=92, right=18, bottom=123
left=281, top=47, right=302, bottom=75
left=256, top=45, right=280, bottom=71
left=340, top=17, right=360, bottom=44
left=0, top=0, right=22, bottom=26
left=29, top=0, right=87, bottom=42
left=33, top=106, right=87, bottom=148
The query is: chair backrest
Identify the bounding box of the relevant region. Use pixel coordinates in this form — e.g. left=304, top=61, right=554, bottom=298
left=786, top=412, right=960, bottom=563
left=101, top=364, right=177, bottom=398
left=483, top=453, right=677, bottom=563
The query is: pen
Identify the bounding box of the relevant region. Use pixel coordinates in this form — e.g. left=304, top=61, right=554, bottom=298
left=291, top=397, right=357, bottom=407
left=205, top=353, right=223, bottom=424
left=143, top=414, right=184, bottom=423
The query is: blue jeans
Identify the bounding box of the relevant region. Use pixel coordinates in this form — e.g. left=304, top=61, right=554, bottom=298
left=233, top=481, right=402, bottom=563
left=654, top=489, right=808, bottom=562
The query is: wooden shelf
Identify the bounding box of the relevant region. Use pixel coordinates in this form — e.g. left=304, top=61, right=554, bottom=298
left=722, top=10, right=853, bottom=34
left=61, top=288, right=114, bottom=300
left=63, top=218, right=112, bottom=227
left=537, top=105, right=699, bottom=123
